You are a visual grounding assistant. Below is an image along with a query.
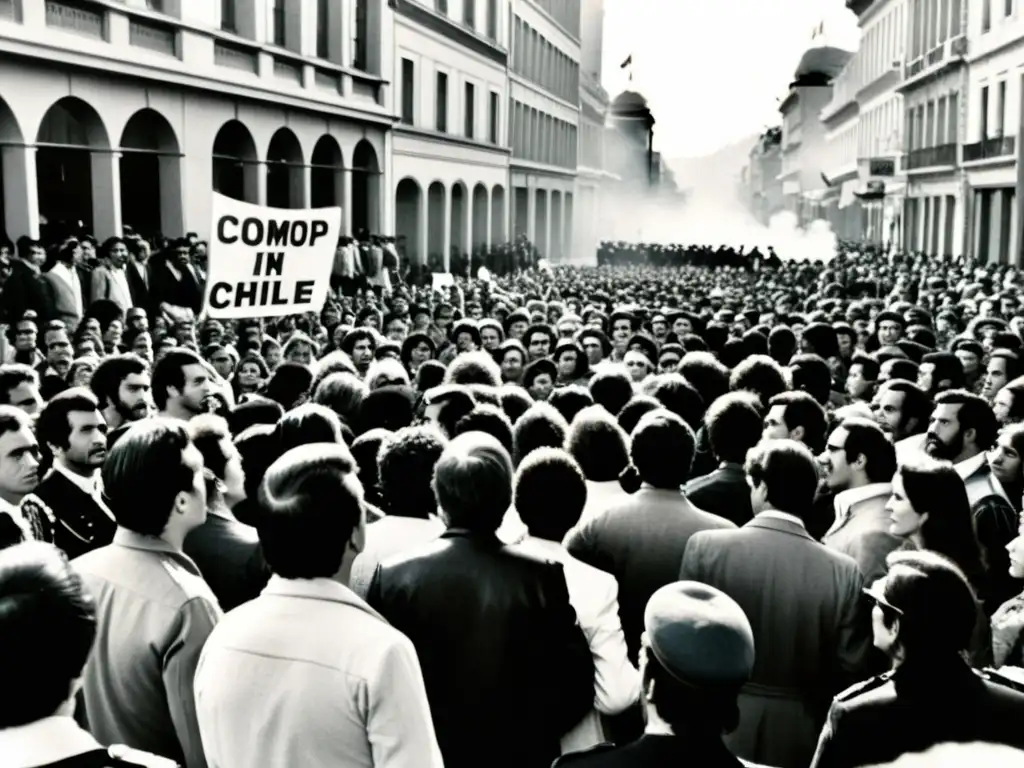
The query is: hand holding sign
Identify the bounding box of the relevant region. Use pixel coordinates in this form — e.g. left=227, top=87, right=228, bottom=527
left=204, top=193, right=342, bottom=319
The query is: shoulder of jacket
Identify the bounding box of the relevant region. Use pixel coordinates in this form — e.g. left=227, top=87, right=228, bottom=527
left=977, top=667, right=1024, bottom=696
left=106, top=744, right=180, bottom=768
left=507, top=543, right=563, bottom=568
left=833, top=672, right=894, bottom=703
left=158, top=557, right=218, bottom=605
left=20, top=493, right=55, bottom=524
left=552, top=742, right=617, bottom=766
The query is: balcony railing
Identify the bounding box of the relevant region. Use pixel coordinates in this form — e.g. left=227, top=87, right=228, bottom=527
left=962, top=135, right=1016, bottom=162
left=905, top=143, right=958, bottom=170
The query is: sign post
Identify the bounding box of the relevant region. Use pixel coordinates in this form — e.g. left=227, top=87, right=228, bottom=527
left=203, top=193, right=342, bottom=319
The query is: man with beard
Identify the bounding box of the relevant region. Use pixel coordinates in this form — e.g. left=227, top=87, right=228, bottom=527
left=91, top=353, right=152, bottom=445
left=0, top=406, right=42, bottom=549
left=152, top=348, right=216, bottom=422
left=21, top=388, right=114, bottom=559
left=926, top=389, right=1018, bottom=612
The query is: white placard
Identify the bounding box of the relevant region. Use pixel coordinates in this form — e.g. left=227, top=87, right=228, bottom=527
left=204, top=193, right=341, bottom=319
left=432, top=272, right=455, bottom=290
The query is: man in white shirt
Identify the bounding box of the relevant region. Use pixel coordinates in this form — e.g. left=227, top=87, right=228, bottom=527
left=195, top=442, right=442, bottom=768
left=0, top=405, right=42, bottom=548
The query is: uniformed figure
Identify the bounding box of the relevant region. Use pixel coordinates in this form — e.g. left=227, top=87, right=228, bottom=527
left=0, top=542, right=177, bottom=768
left=810, top=549, right=1024, bottom=768
left=554, top=581, right=766, bottom=768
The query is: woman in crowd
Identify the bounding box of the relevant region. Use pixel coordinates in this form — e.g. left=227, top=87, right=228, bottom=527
left=232, top=352, right=269, bottom=401
left=496, top=339, right=527, bottom=386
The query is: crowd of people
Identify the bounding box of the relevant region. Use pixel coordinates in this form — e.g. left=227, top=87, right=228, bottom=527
left=4, top=233, right=1024, bottom=767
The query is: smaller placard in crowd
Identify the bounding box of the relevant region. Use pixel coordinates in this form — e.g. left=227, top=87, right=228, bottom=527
left=204, top=193, right=341, bottom=319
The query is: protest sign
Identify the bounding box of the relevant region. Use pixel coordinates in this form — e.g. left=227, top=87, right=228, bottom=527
left=432, top=272, right=455, bottom=290
left=204, top=193, right=341, bottom=319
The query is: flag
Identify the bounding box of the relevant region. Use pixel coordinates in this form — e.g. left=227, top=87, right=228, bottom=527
left=620, top=54, right=632, bottom=69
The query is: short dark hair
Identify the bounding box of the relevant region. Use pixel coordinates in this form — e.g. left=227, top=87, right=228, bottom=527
left=186, top=414, right=232, bottom=481
left=705, top=392, right=763, bottom=465
left=848, top=352, right=880, bottom=382
left=588, top=368, right=634, bottom=416
left=275, top=403, right=343, bottom=454
left=0, top=364, right=38, bottom=405
left=0, top=543, right=96, bottom=727
left=630, top=409, right=695, bottom=489
left=679, top=351, right=730, bottom=406
left=515, top=448, right=587, bottom=541
left=454, top=404, right=514, bottom=457
left=36, top=388, right=102, bottom=452
left=151, top=348, right=205, bottom=410
left=444, top=351, right=502, bottom=387
left=881, top=380, right=933, bottom=433
left=616, top=395, right=661, bottom=436
left=547, top=385, right=594, bottom=425
left=0, top=405, right=33, bottom=441
left=837, top=417, right=897, bottom=483
left=259, top=444, right=363, bottom=579
left=645, top=373, right=705, bottom=432
left=565, top=405, right=630, bottom=482
left=102, top=419, right=197, bottom=536
left=934, top=389, right=999, bottom=451
left=433, top=432, right=513, bottom=533
left=744, top=439, right=819, bottom=519
left=730, top=354, right=788, bottom=406
left=789, top=353, right=832, bottom=406
left=378, top=426, right=447, bottom=519
left=89, top=354, right=148, bottom=410
left=512, top=401, right=569, bottom=466
left=767, top=391, right=828, bottom=453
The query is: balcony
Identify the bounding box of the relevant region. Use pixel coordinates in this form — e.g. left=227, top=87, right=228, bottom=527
left=899, top=36, right=967, bottom=92
left=962, top=135, right=1016, bottom=163
left=904, top=144, right=958, bottom=171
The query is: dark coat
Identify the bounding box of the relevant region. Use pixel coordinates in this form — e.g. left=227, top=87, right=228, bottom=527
left=127, top=261, right=153, bottom=316
left=554, top=733, right=764, bottom=768
left=149, top=260, right=202, bottom=315
left=810, top=659, right=1024, bottom=768
left=21, top=469, right=116, bottom=560
left=183, top=509, right=270, bottom=611
left=565, top=487, right=736, bottom=664
left=3, top=260, right=46, bottom=325
left=684, top=463, right=753, bottom=527
left=367, top=529, right=595, bottom=768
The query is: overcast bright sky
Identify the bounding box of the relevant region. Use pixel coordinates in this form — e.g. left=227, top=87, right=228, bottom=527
left=599, top=0, right=862, bottom=160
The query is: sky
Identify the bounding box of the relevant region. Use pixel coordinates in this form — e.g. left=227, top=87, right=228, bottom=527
left=599, top=0, right=862, bottom=160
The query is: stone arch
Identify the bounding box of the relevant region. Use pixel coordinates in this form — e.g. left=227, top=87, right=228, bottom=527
left=450, top=180, right=468, bottom=261
left=212, top=119, right=259, bottom=203
left=266, top=127, right=304, bottom=209
left=310, top=134, right=344, bottom=209
left=0, top=95, right=27, bottom=240
left=351, top=138, right=380, bottom=236
left=491, top=184, right=506, bottom=245
left=472, top=183, right=488, bottom=251
left=119, top=108, right=182, bottom=238
left=427, top=180, right=446, bottom=271
left=395, top=177, right=423, bottom=265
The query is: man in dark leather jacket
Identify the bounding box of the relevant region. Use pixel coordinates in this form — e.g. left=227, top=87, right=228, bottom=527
left=368, top=431, right=594, bottom=768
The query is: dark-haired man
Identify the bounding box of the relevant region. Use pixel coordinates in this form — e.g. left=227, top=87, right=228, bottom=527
left=680, top=439, right=871, bottom=768
left=195, top=443, right=442, bottom=768
left=0, top=363, right=43, bottom=417
left=152, top=349, right=215, bottom=422
left=74, top=419, right=218, bottom=768
left=91, top=353, right=152, bottom=432
left=0, top=405, right=42, bottom=548
left=22, top=388, right=114, bottom=560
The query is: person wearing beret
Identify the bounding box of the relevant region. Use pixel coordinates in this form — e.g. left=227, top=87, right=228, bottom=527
left=554, top=581, right=763, bottom=768
left=810, top=551, right=1024, bottom=768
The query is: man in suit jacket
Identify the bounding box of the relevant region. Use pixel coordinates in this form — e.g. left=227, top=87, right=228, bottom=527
left=90, top=236, right=134, bottom=314
left=367, top=433, right=594, bottom=768
left=684, top=393, right=763, bottom=527
left=125, top=237, right=153, bottom=318
left=819, top=418, right=902, bottom=586
left=3, top=238, right=47, bottom=327
left=40, top=237, right=86, bottom=332
left=680, top=440, right=873, bottom=768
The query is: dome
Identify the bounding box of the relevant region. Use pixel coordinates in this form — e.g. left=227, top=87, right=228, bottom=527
left=793, top=46, right=853, bottom=81
left=611, top=90, right=649, bottom=112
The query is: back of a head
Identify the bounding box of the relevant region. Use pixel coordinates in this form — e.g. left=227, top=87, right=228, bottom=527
left=744, top=439, right=819, bottom=520
left=454, top=404, right=514, bottom=457
left=498, top=384, right=533, bottom=424
left=588, top=368, right=634, bottom=416
left=275, top=403, right=343, bottom=454
left=444, top=350, right=502, bottom=387
left=565, top=404, right=630, bottom=482
left=646, top=373, right=705, bottom=432
left=378, top=426, right=447, bottom=518
left=263, top=362, right=314, bottom=409
left=0, top=542, right=96, bottom=728
left=679, top=352, right=730, bottom=406
left=628, top=409, right=695, bottom=490
left=259, top=443, right=363, bottom=579
left=350, top=428, right=392, bottom=506
left=547, top=385, right=594, bottom=425
left=730, top=354, right=788, bottom=406
left=101, top=419, right=196, bottom=536
left=433, top=431, right=513, bottom=534
left=705, top=392, right=763, bottom=465
left=414, top=359, right=447, bottom=393
left=512, top=400, right=570, bottom=466
left=789, top=353, right=833, bottom=406
left=514, top=447, right=587, bottom=542
left=227, top=397, right=285, bottom=436
left=617, top=394, right=662, bottom=436
left=312, top=372, right=366, bottom=426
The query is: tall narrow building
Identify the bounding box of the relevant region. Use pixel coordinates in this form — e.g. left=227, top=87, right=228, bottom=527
left=574, top=0, right=610, bottom=264
left=509, top=0, right=581, bottom=262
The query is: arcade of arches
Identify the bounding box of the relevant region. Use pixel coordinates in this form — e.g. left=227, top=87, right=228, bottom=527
left=0, top=94, right=384, bottom=243
left=395, top=178, right=507, bottom=270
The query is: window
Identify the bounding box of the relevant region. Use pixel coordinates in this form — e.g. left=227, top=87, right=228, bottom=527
left=352, top=0, right=368, bottom=70
left=983, top=0, right=992, bottom=32
left=948, top=92, right=958, bottom=143
left=220, top=0, right=236, bottom=32
left=1008, top=0, right=1015, bottom=16
left=436, top=72, right=448, bottom=132
left=997, top=80, right=1007, bottom=136
left=273, top=0, right=286, bottom=46
left=465, top=82, right=475, bottom=138
left=437, top=0, right=448, bottom=15
left=487, top=0, right=498, bottom=38
left=980, top=85, right=989, bottom=139
left=146, top=0, right=164, bottom=10
left=489, top=92, right=499, bottom=143
left=464, top=0, right=475, bottom=28
left=401, top=59, right=415, bottom=124
left=317, top=0, right=330, bottom=59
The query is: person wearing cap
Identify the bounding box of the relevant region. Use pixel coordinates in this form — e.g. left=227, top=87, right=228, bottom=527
left=554, top=581, right=758, bottom=767
left=680, top=439, right=871, bottom=768
left=874, top=311, right=904, bottom=348
left=810, top=550, right=1024, bottom=768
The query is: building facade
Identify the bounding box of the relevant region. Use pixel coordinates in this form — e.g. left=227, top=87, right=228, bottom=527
left=0, top=0, right=394, bottom=243
left=896, top=0, right=967, bottom=257
left=963, top=0, right=1022, bottom=264
left=820, top=58, right=863, bottom=240
left=391, top=0, right=510, bottom=272
left=509, top=0, right=580, bottom=262
left=746, top=127, right=783, bottom=225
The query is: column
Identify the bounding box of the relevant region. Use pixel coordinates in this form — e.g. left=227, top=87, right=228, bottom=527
left=485, top=188, right=493, bottom=251
left=463, top=198, right=472, bottom=268
left=990, top=189, right=1004, bottom=263
left=255, top=161, right=267, bottom=206
left=936, top=195, right=947, bottom=258
left=2, top=146, right=40, bottom=240
left=418, top=186, right=429, bottom=266
left=301, top=164, right=312, bottom=209
left=543, top=189, right=552, bottom=259
left=342, top=169, right=352, bottom=235
left=442, top=185, right=452, bottom=272
left=526, top=179, right=537, bottom=243
left=91, top=151, right=122, bottom=239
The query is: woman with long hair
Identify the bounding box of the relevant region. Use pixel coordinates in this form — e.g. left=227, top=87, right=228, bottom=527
left=886, top=455, right=991, bottom=665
